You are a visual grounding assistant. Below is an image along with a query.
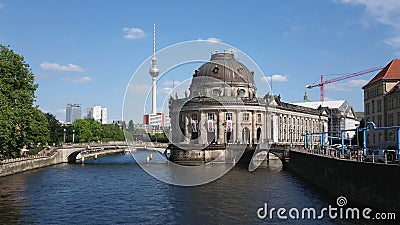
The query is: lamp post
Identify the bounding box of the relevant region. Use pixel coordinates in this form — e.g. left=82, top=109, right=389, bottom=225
left=63, top=128, right=66, bottom=143
left=72, top=129, right=75, bottom=143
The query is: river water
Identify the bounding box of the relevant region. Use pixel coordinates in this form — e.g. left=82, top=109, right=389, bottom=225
left=0, top=151, right=380, bottom=224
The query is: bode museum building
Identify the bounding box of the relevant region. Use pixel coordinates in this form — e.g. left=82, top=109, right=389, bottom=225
left=168, top=52, right=330, bottom=164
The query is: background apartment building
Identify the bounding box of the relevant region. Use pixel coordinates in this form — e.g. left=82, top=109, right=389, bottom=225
left=363, top=59, right=400, bottom=148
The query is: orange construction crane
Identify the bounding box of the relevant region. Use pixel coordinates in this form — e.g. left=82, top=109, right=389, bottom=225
left=306, top=66, right=384, bottom=102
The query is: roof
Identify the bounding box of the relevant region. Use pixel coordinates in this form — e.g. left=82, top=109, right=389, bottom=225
left=273, top=96, right=329, bottom=116
left=194, top=52, right=254, bottom=84
left=363, top=58, right=400, bottom=88
left=292, top=100, right=347, bottom=109
left=292, top=100, right=357, bottom=119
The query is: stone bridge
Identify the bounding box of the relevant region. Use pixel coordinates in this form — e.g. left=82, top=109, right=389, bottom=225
left=1, top=143, right=129, bottom=177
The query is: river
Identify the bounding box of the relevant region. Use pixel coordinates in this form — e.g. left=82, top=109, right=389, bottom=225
left=0, top=150, right=379, bottom=224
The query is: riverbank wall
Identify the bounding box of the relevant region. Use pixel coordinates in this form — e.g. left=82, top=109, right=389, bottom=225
left=0, top=148, right=82, bottom=177
left=286, top=150, right=400, bottom=213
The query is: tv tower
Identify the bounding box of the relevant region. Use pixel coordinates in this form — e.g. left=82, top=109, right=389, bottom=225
left=149, top=23, right=159, bottom=115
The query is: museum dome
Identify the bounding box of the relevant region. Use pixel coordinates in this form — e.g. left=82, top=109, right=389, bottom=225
left=194, top=52, right=254, bottom=84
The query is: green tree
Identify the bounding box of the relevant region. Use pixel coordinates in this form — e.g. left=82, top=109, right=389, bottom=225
left=0, top=45, right=48, bottom=157
left=72, top=119, right=102, bottom=143
left=44, top=112, right=64, bottom=145
left=101, top=124, right=125, bottom=141
left=22, top=108, right=50, bottom=146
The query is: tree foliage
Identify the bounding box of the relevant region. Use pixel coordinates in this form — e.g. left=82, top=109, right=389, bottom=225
left=72, top=119, right=101, bottom=143
left=101, top=124, right=125, bottom=141
left=44, top=112, right=64, bottom=144
left=0, top=45, right=49, bottom=157
left=71, top=119, right=125, bottom=143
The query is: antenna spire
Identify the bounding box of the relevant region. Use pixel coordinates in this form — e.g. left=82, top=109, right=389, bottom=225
left=153, top=23, right=156, bottom=58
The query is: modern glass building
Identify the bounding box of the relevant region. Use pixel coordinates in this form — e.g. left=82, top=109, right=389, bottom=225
left=66, top=103, right=82, bottom=124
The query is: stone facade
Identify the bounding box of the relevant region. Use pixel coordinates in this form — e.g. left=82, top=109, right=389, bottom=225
left=363, top=59, right=400, bottom=148
left=169, top=52, right=328, bottom=149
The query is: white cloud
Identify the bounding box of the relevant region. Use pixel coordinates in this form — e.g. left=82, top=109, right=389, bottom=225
left=197, top=37, right=221, bottom=43
left=325, top=79, right=368, bottom=91
left=41, top=62, right=84, bottom=72
left=385, top=35, right=400, bottom=48
left=346, top=79, right=368, bottom=87
left=123, top=27, right=146, bottom=40
left=62, top=76, right=93, bottom=84
left=160, top=87, right=172, bottom=94
left=162, top=80, right=180, bottom=86
left=261, top=74, right=289, bottom=82
left=338, top=0, right=400, bottom=48
left=339, top=0, right=400, bottom=21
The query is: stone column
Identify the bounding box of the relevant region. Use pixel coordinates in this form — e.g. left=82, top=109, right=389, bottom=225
left=236, top=109, right=241, bottom=143
left=218, top=110, right=224, bottom=143
left=184, top=114, right=189, bottom=144
left=252, top=112, right=257, bottom=144
left=264, top=112, right=268, bottom=143
left=200, top=111, right=207, bottom=144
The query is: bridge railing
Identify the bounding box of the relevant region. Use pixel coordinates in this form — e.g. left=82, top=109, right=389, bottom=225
left=0, top=149, right=58, bottom=164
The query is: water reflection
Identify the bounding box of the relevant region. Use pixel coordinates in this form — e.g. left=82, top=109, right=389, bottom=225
left=0, top=153, right=376, bottom=224
left=131, top=149, right=236, bottom=186
left=0, top=172, right=29, bottom=224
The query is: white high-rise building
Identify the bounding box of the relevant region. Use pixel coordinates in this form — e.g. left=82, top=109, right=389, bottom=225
left=66, top=103, right=81, bottom=124
left=101, top=108, right=107, bottom=125
left=87, top=105, right=107, bottom=124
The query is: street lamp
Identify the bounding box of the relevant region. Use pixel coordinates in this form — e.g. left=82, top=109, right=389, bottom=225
left=72, top=130, right=75, bottom=143
left=63, top=128, right=66, bottom=143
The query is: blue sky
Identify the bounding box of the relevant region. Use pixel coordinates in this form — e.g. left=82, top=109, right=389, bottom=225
left=1, top=0, right=400, bottom=123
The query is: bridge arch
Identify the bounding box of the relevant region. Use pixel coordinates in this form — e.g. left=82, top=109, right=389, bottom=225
left=67, top=150, right=81, bottom=163
left=267, top=148, right=288, bottom=164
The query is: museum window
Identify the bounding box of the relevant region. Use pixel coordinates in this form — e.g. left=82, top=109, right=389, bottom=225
left=371, top=100, right=375, bottom=113
left=243, top=113, right=249, bottom=121
left=208, top=113, right=214, bottom=120
left=377, top=100, right=382, bottom=112
left=397, top=97, right=400, bottom=108
left=387, top=114, right=393, bottom=126
left=257, top=114, right=262, bottom=122
left=226, top=113, right=232, bottom=121
left=191, top=113, right=198, bottom=122
left=397, top=113, right=400, bottom=125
